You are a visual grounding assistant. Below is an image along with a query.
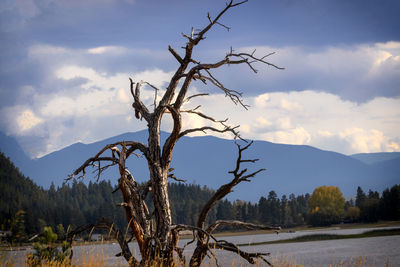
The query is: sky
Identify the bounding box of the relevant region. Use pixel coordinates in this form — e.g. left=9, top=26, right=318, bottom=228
left=0, top=0, right=399, bottom=158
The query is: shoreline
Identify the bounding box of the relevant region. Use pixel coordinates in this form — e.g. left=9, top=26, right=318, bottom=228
left=212, top=220, right=400, bottom=238
left=1, top=220, right=399, bottom=251
left=237, top=228, right=400, bottom=246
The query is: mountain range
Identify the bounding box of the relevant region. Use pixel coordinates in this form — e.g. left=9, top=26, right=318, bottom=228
left=1, top=130, right=399, bottom=202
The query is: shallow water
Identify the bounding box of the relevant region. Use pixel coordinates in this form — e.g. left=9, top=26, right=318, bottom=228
left=3, top=226, right=400, bottom=266
left=237, top=235, right=400, bottom=266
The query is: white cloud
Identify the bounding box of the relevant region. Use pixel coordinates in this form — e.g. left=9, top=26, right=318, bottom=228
left=236, top=41, right=400, bottom=102
left=254, top=93, right=270, bottom=108
left=29, top=45, right=71, bottom=56
left=17, top=110, right=42, bottom=131
left=4, top=86, right=400, bottom=157
left=40, top=90, right=116, bottom=118
left=276, top=117, right=292, bottom=129
left=179, top=90, right=400, bottom=155
left=29, top=44, right=139, bottom=58
left=280, top=99, right=302, bottom=111
left=117, top=88, right=130, bottom=103
left=317, top=130, right=333, bottom=138
left=55, top=65, right=173, bottom=95
left=0, top=65, right=174, bottom=157
left=375, top=41, right=400, bottom=54
left=240, top=124, right=251, bottom=135
left=338, top=128, right=391, bottom=154
left=386, top=142, right=400, bottom=152
left=256, top=117, right=272, bottom=128
left=26, top=41, right=400, bottom=103
left=2, top=41, right=399, bottom=157
left=0, top=106, right=43, bottom=135
left=56, top=66, right=99, bottom=85
left=87, top=46, right=128, bottom=55
left=262, top=127, right=311, bottom=145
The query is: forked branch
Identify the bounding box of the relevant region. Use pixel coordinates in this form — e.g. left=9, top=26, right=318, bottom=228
left=182, top=0, right=248, bottom=46
left=197, top=141, right=265, bottom=229
left=193, top=70, right=248, bottom=109
left=189, top=141, right=272, bottom=267
left=178, top=106, right=242, bottom=140
left=66, top=141, right=148, bottom=181
left=173, top=46, right=283, bottom=112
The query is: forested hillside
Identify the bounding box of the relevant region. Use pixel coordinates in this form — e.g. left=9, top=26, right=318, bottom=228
left=1, top=151, right=399, bottom=243
left=0, top=151, right=125, bottom=236
left=1, top=151, right=46, bottom=235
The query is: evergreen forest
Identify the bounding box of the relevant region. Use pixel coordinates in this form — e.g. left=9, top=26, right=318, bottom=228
left=1, top=151, right=399, bottom=244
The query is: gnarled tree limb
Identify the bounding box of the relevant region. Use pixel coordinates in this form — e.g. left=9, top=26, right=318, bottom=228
left=197, top=141, right=264, bottom=230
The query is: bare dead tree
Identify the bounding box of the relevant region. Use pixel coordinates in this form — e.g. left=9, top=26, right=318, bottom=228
left=66, top=1, right=282, bottom=266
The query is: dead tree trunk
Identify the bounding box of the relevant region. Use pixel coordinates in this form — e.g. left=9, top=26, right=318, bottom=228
left=66, top=0, right=283, bottom=266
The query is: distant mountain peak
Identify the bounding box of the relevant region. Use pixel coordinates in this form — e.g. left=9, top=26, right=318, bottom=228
left=1, top=130, right=399, bottom=202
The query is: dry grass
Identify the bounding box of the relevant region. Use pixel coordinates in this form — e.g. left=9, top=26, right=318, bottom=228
left=1, top=252, right=109, bottom=267
left=0, top=253, right=390, bottom=267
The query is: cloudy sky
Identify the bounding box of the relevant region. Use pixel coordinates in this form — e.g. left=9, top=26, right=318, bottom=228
left=0, top=0, right=399, bottom=158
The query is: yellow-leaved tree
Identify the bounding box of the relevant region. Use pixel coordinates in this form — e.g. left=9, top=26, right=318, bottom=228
left=308, top=185, right=345, bottom=226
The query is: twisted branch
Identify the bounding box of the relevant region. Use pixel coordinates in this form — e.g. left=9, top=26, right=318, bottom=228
left=66, top=141, right=148, bottom=181
left=178, top=106, right=242, bottom=140
left=196, top=141, right=264, bottom=229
